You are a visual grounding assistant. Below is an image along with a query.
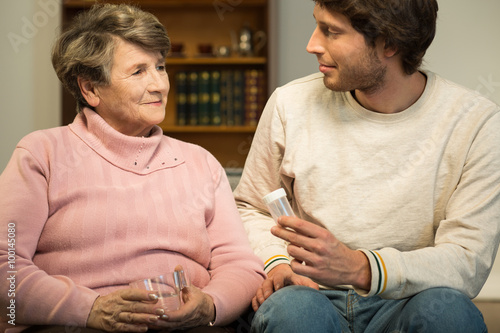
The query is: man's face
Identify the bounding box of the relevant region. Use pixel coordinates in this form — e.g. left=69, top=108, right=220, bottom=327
left=307, top=4, right=387, bottom=94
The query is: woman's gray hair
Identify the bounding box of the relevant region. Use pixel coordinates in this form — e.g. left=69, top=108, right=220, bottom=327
left=52, top=3, right=170, bottom=113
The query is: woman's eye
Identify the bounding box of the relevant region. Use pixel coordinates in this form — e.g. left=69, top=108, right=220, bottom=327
left=157, top=65, right=166, bottom=71
left=132, top=69, right=142, bottom=75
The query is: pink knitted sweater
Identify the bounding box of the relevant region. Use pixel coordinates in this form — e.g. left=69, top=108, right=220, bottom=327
left=0, top=108, right=265, bottom=331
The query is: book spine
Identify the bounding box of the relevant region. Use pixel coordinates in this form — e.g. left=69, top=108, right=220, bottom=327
left=198, top=71, right=211, bottom=126
left=221, top=70, right=234, bottom=126
left=244, top=69, right=260, bottom=126
left=233, top=70, right=244, bottom=126
left=187, top=71, right=199, bottom=126
left=176, top=71, right=188, bottom=126
left=210, top=70, right=222, bottom=126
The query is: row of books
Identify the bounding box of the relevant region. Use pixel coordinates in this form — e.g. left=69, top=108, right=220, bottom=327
left=175, top=69, right=266, bottom=127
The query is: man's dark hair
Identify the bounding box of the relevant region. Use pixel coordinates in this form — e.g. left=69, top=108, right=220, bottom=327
left=314, top=0, right=438, bottom=75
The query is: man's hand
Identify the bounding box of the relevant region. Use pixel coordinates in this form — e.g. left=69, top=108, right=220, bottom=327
left=87, top=289, right=163, bottom=332
left=252, top=264, right=319, bottom=311
left=272, top=216, right=371, bottom=291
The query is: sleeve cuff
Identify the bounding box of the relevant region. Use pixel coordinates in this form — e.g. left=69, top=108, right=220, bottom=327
left=356, top=249, right=388, bottom=297
left=256, top=244, right=291, bottom=274
left=264, top=254, right=291, bottom=273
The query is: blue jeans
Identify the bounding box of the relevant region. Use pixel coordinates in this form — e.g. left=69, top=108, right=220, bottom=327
left=251, top=286, right=486, bottom=333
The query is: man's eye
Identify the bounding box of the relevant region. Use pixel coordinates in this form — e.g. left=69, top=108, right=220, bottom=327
left=321, top=26, right=339, bottom=37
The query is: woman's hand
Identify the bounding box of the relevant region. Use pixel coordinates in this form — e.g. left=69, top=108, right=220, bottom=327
left=150, top=285, right=216, bottom=330
left=87, top=288, right=164, bottom=332
left=251, top=263, right=319, bottom=311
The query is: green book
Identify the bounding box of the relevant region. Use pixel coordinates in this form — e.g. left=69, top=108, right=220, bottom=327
left=175, top=71, right=188, bottom=126
left=187, top=71, right=199, bottom=126
left=221, top=70, right=233, bottom=126
left=198, top=71, right=211, bottom=126
left=233, top=70, right=244, bottom=126
left=210, top=71, right=222, bottom=126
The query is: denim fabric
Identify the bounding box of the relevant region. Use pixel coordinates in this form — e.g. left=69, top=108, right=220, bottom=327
left=251, top=286, right=486, bottom=333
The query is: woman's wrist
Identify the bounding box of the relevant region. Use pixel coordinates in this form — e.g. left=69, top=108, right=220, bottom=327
left=208, top=304, right=216, bottom=326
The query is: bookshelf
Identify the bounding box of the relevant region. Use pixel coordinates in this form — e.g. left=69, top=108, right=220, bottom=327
left=61, top=0, right=270, bottom=168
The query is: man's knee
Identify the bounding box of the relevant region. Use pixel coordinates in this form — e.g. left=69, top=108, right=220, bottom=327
left=251, top=286, right=340, bottom=333
left=399, top=288, right=486, bottom=333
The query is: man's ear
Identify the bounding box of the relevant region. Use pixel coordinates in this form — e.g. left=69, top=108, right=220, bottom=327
left=77, top=76, right=100, bottom=108
left=383, top=41, right=398, bottom=58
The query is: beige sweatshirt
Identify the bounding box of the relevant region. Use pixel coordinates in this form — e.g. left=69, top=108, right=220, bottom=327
left=234, top=71, right=500, bottom=299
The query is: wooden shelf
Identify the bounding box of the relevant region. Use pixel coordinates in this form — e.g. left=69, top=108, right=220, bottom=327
left=63, top=0, right=267, bottom=7
left=163, top=125, right=257, bottom=133
left=62, top=0, right=269, bottom=167
left=166, top=57, right=266, bottom=66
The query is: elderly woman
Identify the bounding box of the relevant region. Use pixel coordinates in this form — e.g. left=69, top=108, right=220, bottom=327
left=0, top=4, right=264, bottom=333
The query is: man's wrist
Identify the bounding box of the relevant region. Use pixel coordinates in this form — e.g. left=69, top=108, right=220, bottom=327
left=354, top=250, right=372, bottom=291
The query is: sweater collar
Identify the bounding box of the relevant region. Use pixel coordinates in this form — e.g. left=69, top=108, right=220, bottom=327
left=68, top=108, right=184, bottom=174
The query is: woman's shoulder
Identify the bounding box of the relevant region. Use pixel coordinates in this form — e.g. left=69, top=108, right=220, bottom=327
left=16, top=125, right=70, bottom=152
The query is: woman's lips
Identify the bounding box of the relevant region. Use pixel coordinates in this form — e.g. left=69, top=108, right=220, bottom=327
left=143, top=100, right=163, bottom=106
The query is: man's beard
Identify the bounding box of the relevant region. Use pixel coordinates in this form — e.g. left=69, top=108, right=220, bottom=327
left=323, top=48, right=387, bottom=95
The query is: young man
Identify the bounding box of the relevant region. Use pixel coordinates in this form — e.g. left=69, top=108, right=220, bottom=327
left=234, top=0, right=500, bottom=332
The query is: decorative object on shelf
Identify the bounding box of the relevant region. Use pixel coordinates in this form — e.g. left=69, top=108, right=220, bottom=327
left=238, top=24, right=267, bottom=57
left=169, top=42, right=185, bottom=57
left=197, top=43, right=214, bottom=57
left=215, top=45, right=231, bottom=58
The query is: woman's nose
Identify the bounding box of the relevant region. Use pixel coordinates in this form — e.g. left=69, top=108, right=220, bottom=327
left=149, top=70, right=169, bottom=93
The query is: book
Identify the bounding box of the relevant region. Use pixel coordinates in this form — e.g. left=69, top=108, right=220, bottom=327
left=210, top=71, right=222, bottom=126
left=244, top=69, right=259, bottom=126
left=175, top=69, right=265, bottom=127
left=175, top=71, right=188, bottom=126
left=220, top=70, right=234, bottom=126
left=198, top=71, right=211, bottom=126
left=187, top=71, right=199, bottom=126
left=233, top=70, right=245, bottom=126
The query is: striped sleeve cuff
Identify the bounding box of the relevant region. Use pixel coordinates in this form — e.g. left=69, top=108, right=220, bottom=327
left=264, top=254, right=291, bottom=274
left=358, top=249, right=388, bottom=297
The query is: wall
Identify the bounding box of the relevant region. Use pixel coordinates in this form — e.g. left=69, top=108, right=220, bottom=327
left=0, top=0, right=61, bottom=172
left=272, top=0, right=500, bottom=300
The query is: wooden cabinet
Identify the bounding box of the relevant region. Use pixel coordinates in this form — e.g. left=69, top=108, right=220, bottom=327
left=61, top=0, right=269, bottom=168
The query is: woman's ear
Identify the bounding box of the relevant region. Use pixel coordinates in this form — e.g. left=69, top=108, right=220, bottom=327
left=77, top=76, right=100, bottom=107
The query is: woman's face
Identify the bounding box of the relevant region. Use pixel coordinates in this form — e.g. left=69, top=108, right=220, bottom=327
left=93, top=38, right=169, bottom=137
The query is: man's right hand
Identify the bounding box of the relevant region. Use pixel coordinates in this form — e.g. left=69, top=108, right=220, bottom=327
left=251, top=264, right=319, bottom=311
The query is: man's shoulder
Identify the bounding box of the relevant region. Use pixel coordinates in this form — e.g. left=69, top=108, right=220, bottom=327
left=429, top=71, right=499, bottom=109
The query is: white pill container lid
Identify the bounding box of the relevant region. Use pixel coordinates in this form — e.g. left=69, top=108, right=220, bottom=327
left=262, top=188, right=287, bottom=204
